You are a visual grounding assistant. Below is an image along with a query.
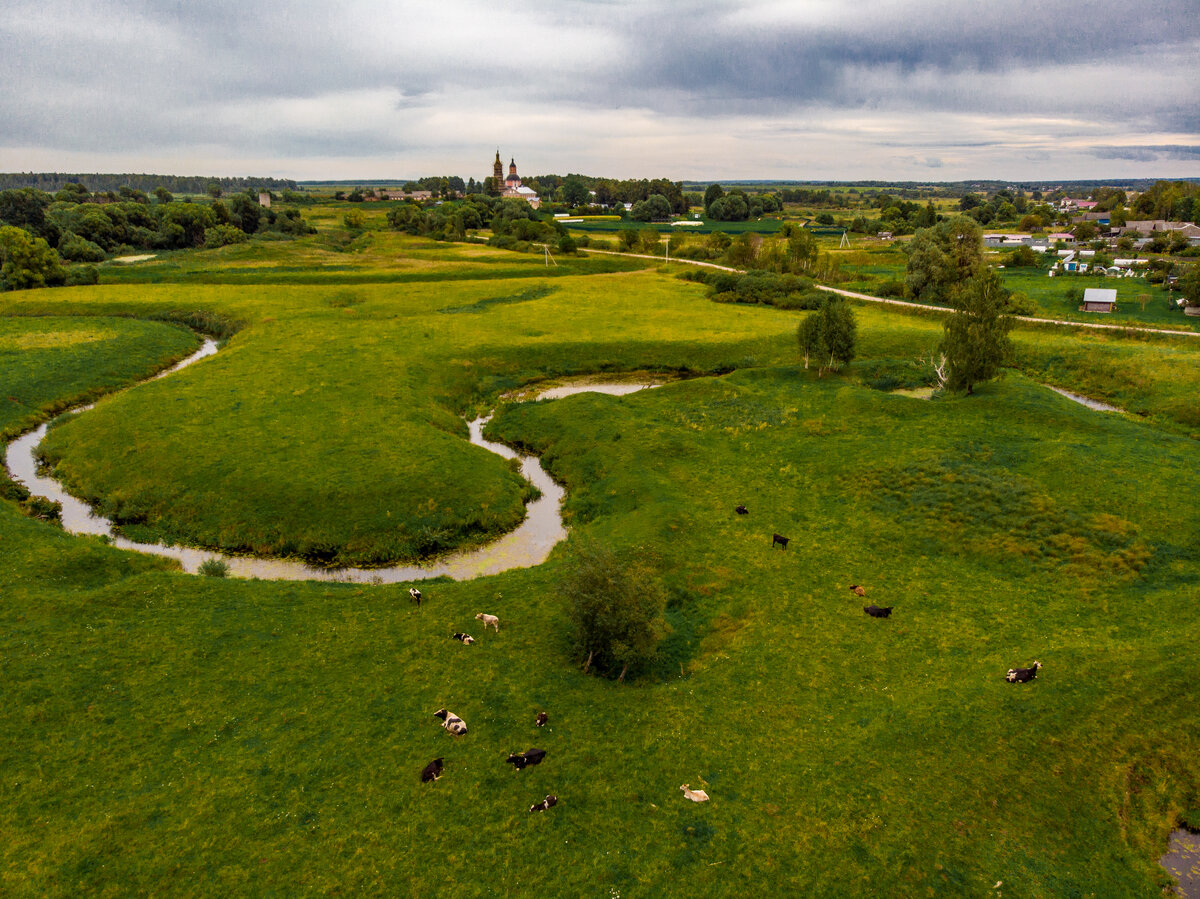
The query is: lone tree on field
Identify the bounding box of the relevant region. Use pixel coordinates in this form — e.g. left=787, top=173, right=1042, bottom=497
left=561, top=538, right=669, bottom=682
left=940, top=265, right=1013, bottom=395
left=797, top=294, right=858, bottom=375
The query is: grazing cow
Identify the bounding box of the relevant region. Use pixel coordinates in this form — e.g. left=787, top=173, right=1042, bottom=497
left=420, top=757, right=444, bottom=783
left=680, top=784, right=709, bottom=802
left=1006, top=661, right=1043, bottom=683
left=849, top=584, right=866, bottom=597
left=475, top=613, right=500, bottom=632
left=409, top=587, right=422, bottom=605
left=452, top=633, right=476, bottom=645
left=506, top=748, right=547, bottom=770
left=771, top=533, right=789, bottom=550
left=863, top=605, right=893, bottom=618
left=535, top=711, right=549, bottom=727
left=735, top=505, right=748, bottom=515
left=433, top=708, right=468, bottom=735
left=529, top=795, right=558, bottom=813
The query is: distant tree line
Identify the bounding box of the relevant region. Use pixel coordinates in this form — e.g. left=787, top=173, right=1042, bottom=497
left=0, top=172, right=296, bottom=195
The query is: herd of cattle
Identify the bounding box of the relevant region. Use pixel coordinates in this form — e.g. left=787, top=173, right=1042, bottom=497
left=418, top=604, right=562, bottom=813
left=407, top=502, right=1045, bottom=813
left=756, top=505, right=1042, bottom=679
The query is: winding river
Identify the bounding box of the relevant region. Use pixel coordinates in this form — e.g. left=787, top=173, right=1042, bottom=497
left=5, top=339, right=662, bottom=583
left=3, top=336, right=1129, bottom=585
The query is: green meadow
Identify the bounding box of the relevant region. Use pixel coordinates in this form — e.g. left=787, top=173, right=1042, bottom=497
left=2, top=231, right=1198, bottom=897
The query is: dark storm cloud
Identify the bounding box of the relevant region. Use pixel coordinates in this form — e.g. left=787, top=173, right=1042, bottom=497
left=585, top=0, right=1200, bottom=122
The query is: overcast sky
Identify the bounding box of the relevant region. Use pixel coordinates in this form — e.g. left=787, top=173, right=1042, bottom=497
left=2, top=0, right=1198, bottom=182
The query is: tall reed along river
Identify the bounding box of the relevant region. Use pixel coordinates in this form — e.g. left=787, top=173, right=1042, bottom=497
left=5, top=339, right=662, bottom=583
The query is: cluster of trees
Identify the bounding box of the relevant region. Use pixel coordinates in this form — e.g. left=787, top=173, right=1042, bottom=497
left=845, top=196, right=940, bottom=236
left=702, top=184, right=782, bottom=221
left=666, top=224, right=841, bottom=281
left=385, top=194, right=576, bottom=252
left=0, top=172, right=295, bottom=195
left=778, top=188, right=849, bottom=206
left=1129, top=180, right=1199, bottom=223
left=682, top=268, right=825, bottom=311
left=0, top=182, right=313, bottom=291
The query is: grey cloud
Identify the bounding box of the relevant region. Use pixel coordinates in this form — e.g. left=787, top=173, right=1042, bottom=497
left=1093, top=145, right=1200, bottom=161
left=0, top=0, right=1197, bottom=179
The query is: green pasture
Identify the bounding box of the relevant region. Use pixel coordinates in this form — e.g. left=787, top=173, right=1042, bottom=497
left=998, top=269, right=1190, bottom=330
left=99, top=228, right=644, bottom=287
left=2, top=231, right=1199, bottom=896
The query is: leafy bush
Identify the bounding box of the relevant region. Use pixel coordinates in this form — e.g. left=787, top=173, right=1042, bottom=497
left=57, top=230, right=106, bottom=262
left=203, top=224, right=248, bottom=249
left=65, top=264, right=99, bottom=286
left=1004, top=291, right=1037, bottom=315
left=198, top=558, right=230, bottom=578
left=876, top=279, right=905, bottom=298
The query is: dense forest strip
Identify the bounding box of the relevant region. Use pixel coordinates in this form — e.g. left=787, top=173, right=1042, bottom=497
left=0, top=173, right=297, bottom=193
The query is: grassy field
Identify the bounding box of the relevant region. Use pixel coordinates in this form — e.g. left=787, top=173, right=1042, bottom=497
left=2, top=232, right=1199, bottom=896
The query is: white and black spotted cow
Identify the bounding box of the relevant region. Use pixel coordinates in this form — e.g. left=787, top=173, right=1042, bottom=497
left=433, top=708, right=468, bottom=735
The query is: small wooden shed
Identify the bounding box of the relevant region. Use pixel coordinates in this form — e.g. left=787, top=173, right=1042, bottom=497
left=1081, top=288, right=1117, bottom=313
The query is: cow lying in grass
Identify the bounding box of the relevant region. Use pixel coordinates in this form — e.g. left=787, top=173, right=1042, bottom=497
left=535, top=711, right=549, bottom=727
left=475, top=613, right=499, bottom=631
left=433, top=709, right=468, bottom=735
left=680, top=784, right=709, bottom=802
left=420, top=757, right=444, bottom=783
left=735, top=505, right=748, bottom=515
left=529, top=795, right=558, bottom=813
left=863, top=605, right=893, bottom=618
left=849, top=584, right=866, bottom=597
left=452, top=633, right=475, bottom=645
left=506, top=748, right=547, bottom=770
left=1006, top=661, right=1043, bottom=683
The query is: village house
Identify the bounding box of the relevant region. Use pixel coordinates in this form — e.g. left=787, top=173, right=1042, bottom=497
left=1081, top=287, right=1117, bottom=313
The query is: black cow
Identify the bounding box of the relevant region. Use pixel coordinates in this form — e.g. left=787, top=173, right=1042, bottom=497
left=535, top=711, right=549, bottom=727
left=735, top=505, right=748, bottom=515
left=507, top=748, right=547, bottom=770
left=863, top=605, right=893, bottom=618
left=529, top=794, right=558, bottom=813
left=420, top=757, right=444, bottom=783
left=772, top=533, right=789, bottom=550
left=1006, top=661, right=1043, bottom=683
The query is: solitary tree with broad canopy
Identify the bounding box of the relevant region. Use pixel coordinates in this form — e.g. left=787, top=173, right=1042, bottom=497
left=904, top=216, right=983, bottom=305
left=940, top=265, right=1013, bottom=395
left=561, top=539, right=669, bottom=682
